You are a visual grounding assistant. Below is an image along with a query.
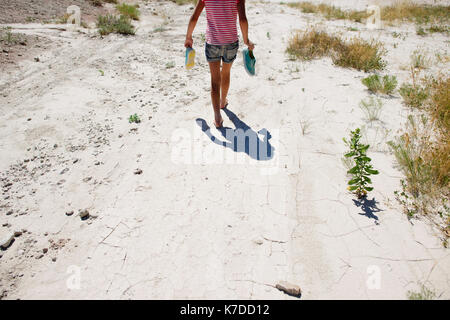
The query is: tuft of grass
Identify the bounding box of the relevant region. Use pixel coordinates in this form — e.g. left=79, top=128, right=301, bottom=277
left=407, top=283, right=436, bottom=300
left=410, top=50, right=431, bottom=70
left=362, top=74, right=397, bottom=94
left=332, top=37, right=386, bottom=72
left=165, top=61, right=175, bottom=69
left=116, top=3, right=140, bottom=21
left=0, top=27, right=25, bottom=45
left=97, top=14, right=135, bottom=36
left=359, top=97, right=383, bottom=122
left=286, top=29, right=343, bottom=61
left=399, top=83, right=429, bottom=109
left=286, top=29, right=386, bottom=72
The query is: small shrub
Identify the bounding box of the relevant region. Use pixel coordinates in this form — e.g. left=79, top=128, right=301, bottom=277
left=116, top=3, right=140, bottom=21
left=333, top=38, right=386, bottom=72
left=286, top=29, right=342, bottom=61
left=129, top=114, right=141, bottom=124
left=97, top=14, right=135, bottom=35
left=361, top=74, right=397, bottom=94
left=343, top=128, right=379, bottom=199
left=362, top=74, right=397, bottom=94
left=399, top=83, right=429, bottom=109
left=359, top=97, right=383, bottom=122
left=287, top=29, right=386, bottom=72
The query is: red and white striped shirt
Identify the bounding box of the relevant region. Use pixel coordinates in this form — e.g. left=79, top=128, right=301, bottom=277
left=202, top=0, right=240, bottom=45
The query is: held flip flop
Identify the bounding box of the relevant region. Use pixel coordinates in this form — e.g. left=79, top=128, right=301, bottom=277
left=242, top=48, right=256, bottom=76
left=185, top=47, right=195, bottom=70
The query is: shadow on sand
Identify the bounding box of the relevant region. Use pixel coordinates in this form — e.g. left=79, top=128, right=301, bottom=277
left=352, top=197, right=383, bottom=224
left=195, top=108, right=275, bottom=161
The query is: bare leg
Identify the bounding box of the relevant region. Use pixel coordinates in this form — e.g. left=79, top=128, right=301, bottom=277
left=220, top=61, right=233, bottom=108
left=208, top=61, right=223, bottom=126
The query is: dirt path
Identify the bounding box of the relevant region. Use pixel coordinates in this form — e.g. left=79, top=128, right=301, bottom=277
left=0, top=1, right=449, bottom=299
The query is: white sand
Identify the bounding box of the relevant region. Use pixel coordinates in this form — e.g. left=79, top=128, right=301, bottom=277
left=0, top=0, right=449, bottom=299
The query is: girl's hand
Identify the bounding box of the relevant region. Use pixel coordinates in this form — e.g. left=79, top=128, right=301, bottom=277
left=185, top=37, right=193, bottom=48
left=245, top=40, right=255, bottom=51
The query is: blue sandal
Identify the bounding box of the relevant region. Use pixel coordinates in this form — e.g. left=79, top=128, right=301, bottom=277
left=185, top=47, right=195, bottom=70
left=243, top=48, right=256, bottom=76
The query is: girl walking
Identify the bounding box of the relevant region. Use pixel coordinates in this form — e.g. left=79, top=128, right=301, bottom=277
left=185, top=0, right=255, bottom=128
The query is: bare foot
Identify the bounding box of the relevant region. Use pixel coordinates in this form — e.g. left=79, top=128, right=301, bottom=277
left=214, top=113, right=223, bottom=128
left=220, top=99, right=228, bottom=109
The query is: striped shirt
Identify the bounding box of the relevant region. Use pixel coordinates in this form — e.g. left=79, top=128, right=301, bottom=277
left=202, top=0, right=240, bottom=45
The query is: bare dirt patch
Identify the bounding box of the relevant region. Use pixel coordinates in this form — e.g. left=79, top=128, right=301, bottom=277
left=0, top=0, right=108, bottom=24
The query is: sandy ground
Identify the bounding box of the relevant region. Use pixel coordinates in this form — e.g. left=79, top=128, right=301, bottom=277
left=0, top=0, right=449, bottom=299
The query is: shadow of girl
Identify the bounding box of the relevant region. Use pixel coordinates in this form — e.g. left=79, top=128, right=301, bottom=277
left=195, top=108, right=274, bottom=161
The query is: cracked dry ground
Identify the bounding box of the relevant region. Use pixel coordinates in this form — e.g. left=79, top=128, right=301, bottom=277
left=0, top=1, right=449, bottom=299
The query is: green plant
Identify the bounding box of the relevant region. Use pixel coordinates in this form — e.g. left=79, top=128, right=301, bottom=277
left=116, top=3, right=140, bottom=21
left=359, top=96, right=383, bottom=122
left=165, top=61, right=175, bottom=69
left=97, top=14, right=135, bottom=36
left=362, top=74, right=397, bottom=94
left=411, top=50, right=431, bottom=69
left=129, top=114, right=141, bottom=124
left=407, top=283, right=436, bottom=300
left=99, top=69, right=105, bottom=76
left=399, top=83, right=429, bottom=108
left=343, top=128, right=379, bottom=198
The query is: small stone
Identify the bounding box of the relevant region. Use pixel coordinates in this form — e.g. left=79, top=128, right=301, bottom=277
left=253, top=238, right=264, bottom=245
left=276, top=281, right=302, bottom=298
left=0, top=233, right=15, bottom=250
left=6, top=210, right=13, bottom=216
left=66, top=210, right=74, bottom=216
left=42, top=248, right=48, bottom=254
left=13, top=231, right=22, bottom=237
left=52, top=257, right=57, bottom=262
left=79, top=209, right=89, bottom=220
left=134, top=168, right=143, bottom=175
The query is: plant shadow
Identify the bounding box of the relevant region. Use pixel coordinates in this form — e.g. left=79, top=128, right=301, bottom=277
left=352, top=197, right=382, bottom=224
left=195, top=108, right=274, bottom=161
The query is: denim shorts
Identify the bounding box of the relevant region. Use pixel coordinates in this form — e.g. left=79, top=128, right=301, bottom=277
left=205, top=41, right=239, bottom=63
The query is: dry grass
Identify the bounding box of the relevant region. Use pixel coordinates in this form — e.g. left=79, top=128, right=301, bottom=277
left=390, top=74, right=449, bottom=243
left=286, top=29, right=386, bottom=72
left=287, top=2, right=368, bottom=22
left=287, top=1, right=449, bottom=29
left=381, top=2, right=449, bottom=25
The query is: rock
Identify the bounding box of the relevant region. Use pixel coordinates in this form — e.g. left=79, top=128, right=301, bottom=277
left=276, top=281, right=302, bottom=298
left=134, top=168, right=143, bottom=175
left=42, top=248, right=48, bottom=254
left=52, top=257, right=57, bottom=262
left=253, top=238, right=264, bottom=245
left=0, top=233, right=15, bottom=250
left=6, top=210, right=13, bottom=216
left=13, top=231, right=22, bottom=237
left=79, top=209, right=89, bottom=220
left=66, top=210, right=74, bottom=216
